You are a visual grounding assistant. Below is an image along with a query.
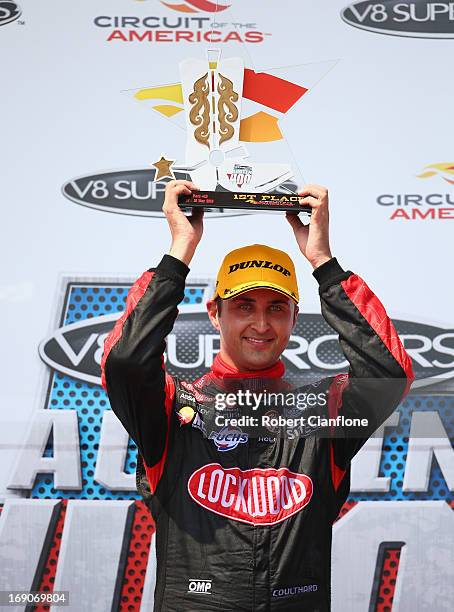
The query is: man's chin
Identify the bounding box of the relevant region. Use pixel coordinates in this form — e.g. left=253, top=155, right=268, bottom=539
left=241, top=351, right=277, bottom=371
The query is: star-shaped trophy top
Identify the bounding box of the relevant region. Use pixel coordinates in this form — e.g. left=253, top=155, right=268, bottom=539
left=152, top=155, right=175, bottom=181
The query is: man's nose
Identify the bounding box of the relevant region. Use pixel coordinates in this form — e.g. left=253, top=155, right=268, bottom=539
left=250, top=311, right=271, bottom=334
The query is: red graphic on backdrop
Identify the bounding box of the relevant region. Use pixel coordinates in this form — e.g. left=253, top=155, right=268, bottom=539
left=162, top=0, right=230, bottom=13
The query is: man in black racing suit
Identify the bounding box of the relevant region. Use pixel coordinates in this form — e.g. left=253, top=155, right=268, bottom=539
left=101, top=181, right=414, bottom=611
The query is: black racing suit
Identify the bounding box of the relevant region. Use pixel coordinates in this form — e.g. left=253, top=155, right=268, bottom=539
left=101, top=255, right=414, bottom=612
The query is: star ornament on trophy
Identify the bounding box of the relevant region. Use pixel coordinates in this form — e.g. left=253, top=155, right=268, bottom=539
left=146, top=50, right=334, bottom=213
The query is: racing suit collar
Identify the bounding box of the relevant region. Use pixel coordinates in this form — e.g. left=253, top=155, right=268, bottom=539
left=211, top=353, right=285, bottom=379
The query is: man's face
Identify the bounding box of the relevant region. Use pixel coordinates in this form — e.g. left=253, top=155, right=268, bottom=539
left=207, top=288, right=298, bottom=371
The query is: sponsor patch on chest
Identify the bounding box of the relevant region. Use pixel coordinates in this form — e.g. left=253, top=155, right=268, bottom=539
left=187, top=463, right=313, bottom=525
left=208, top=425, right=248, bottom=451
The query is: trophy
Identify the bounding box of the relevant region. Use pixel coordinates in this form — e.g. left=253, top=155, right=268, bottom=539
left=151, top=50, right=312, bottom=214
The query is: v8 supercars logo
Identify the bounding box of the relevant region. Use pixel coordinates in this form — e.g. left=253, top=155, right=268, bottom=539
left=38, top=279, right=454, bottom=393
left=341, top=1, right=454, bottom=38
left=0, top=0, right=21, bottom=26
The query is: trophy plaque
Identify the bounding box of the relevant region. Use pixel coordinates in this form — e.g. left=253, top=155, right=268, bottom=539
left=178, top=190, right=312, bottom=213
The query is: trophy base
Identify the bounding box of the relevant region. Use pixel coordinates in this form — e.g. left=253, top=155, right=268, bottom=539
left=178, top=190, right=312, bottom=214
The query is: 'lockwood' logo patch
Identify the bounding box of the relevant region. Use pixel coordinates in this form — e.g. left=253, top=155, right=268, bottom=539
left=187, top=463, right=313, bottom=525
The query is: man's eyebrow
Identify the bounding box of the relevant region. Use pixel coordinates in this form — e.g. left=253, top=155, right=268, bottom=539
left=232, top=296, right=290, bottom=305
left=232, top=296, right=255, bottom=303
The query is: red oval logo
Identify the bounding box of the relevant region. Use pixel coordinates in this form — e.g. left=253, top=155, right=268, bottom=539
left=188, top=463, right=313, bottom=526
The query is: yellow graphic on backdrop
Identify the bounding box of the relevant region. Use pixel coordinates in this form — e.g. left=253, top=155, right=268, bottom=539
left=417, top=163, right=454, bottom=184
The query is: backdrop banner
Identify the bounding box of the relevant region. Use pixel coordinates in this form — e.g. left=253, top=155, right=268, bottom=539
left=1, top=1, right=453, bottom=611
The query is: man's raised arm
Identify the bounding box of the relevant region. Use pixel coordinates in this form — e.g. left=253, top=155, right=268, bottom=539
left=286, top=185, right=414, bottom=473
left=314, top=257, right=414, bottom=468
left=101, top=180, right=203, bottom=475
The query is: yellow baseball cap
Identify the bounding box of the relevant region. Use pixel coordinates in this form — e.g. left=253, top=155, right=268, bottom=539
left=212, top=244, right=299, bottom=304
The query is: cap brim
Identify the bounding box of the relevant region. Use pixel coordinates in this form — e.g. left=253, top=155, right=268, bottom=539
left=213, top=281, right=299, bottom=304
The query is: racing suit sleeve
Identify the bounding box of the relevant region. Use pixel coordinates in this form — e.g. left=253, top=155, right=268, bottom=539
left=312, top=258, right=414, bottom=491
left=100, top=254, right=189, bottom=491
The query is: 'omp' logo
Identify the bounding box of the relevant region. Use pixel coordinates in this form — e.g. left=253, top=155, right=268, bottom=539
left=162, top=0, right=229, bottom=12
left=187, top=579, right=212, bottom=594
left=341, top=1, right=454, bottom=38
left=0, top=0, right=21, bottom=26
left=416, top=162, right=454, bottom=185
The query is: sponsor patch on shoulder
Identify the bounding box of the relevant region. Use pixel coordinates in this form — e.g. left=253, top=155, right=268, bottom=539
left=192, top=412, right=207, bottom=435
left=177, top=406, right=196, bottom=425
